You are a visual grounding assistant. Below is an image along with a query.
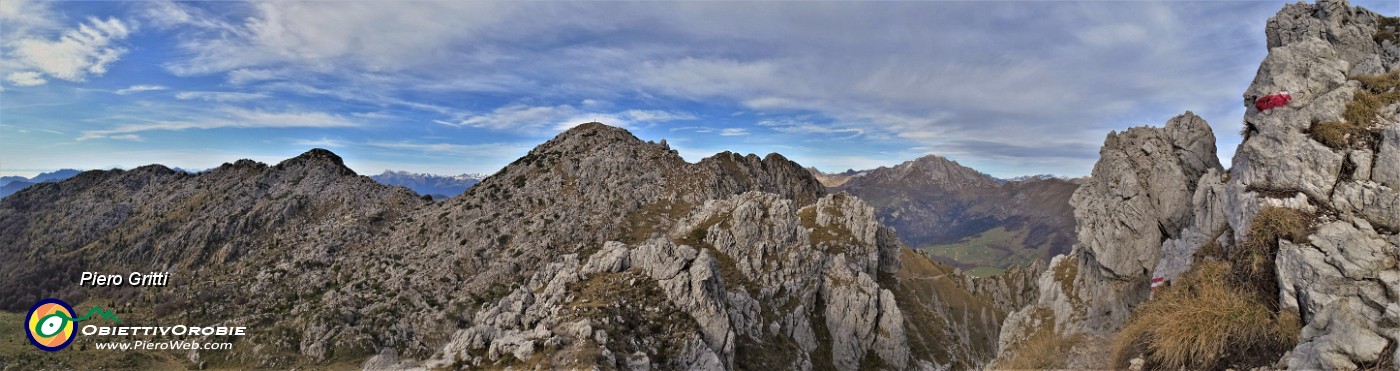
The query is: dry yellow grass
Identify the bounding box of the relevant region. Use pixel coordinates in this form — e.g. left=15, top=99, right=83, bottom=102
left=1311, top=70, right=1400, bottom=149
left=998, top=310, right=1084, bottom=370
left=1235, top=207, right=1310, bottom=307
left=1111, top=261, right=1301, bottom=370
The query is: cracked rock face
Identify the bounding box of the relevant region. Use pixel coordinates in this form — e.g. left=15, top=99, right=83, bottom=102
left=1072, top=111, right=1223, bottom=281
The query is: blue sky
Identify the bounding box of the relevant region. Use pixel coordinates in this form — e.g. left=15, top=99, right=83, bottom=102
left=1, top=0, right=1396, bottom=178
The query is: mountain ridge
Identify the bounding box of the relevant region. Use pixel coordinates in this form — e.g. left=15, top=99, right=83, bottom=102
left=2, top=121, right=1031, bottom=369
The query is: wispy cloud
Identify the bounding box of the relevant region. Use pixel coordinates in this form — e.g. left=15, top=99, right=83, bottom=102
left=115, top=85, right=166, bottom=95
left=292, top=137, right=348, bottom=148
left=364, top=140, right=534, bottom=158
left=175, top=91, right=268, bottom=102
left=758, top=119, right=864, bottom=139
left=79, top=109, right=360, bottom=140
left=441, top=104, right=696, bottom=133
left=259, top=82, right=455, bottom=115
left=0, top=124, right=65, bottom=135
left=719, top=128, right=749, bottom=136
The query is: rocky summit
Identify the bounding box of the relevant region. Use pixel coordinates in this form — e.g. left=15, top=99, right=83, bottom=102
left=1, top=122, right=1036, bottom=370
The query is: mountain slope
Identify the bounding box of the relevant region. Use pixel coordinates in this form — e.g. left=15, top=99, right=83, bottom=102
left=833, top=155, right=1078, bottom=274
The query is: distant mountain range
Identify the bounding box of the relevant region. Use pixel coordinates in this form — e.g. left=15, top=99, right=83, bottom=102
left=369, top=170, right=487, bottom=199
left=0, top=169, right=82, bottom=198
left=3, top=167, right=486, bottom=201
left=813, top=155, right=1078, bottom=276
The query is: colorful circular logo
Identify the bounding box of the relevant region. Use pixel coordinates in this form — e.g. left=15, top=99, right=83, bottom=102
left=26, top=298, right=76, bottom=352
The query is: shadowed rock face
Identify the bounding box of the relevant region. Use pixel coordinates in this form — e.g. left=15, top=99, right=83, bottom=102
left=996, top=1, right=1400, bottom=369
left=2, top=122, right=1021, bottom=370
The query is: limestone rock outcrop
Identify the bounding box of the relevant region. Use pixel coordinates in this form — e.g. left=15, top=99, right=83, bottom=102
left=996, top=1, right=1400, bottom=368
left=422, top=192, right=974, bottom=370
left=995, top=111, right=1223, bottom=356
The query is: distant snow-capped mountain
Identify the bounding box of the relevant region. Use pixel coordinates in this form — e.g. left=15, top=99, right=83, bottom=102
left=369, top=170, right=487, bottom=199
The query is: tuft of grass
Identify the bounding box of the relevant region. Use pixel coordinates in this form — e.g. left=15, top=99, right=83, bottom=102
left=1111, top=261, right=1301, bottom=370
left=999, top=309, right=1084, bottom=369
left=1235, top=207, right=1310, bottom=306
left=1375, top=16, right=1400, bottom=46
left=1310, top=71, right=1400, bottom=149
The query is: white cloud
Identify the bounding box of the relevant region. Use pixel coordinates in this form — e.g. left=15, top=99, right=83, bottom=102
left=364, top=141, right=533, bottom=158
left=636, top=58, right=782, bottom=98
left=226, top=68, right=287, bottom=85
left=623, top=109, right=696, bottom=122
left=6, top=71, right=47, bottom=86
left=259, top=82, right=454, bottom=114
left=142, top=0, right=238, bottom=32
left=115, top=85, right=167, bottom=95
left=107, top=134, right=143, bottom=141
left=580, top=99, right=608, bottom=109
left=10, top=16, right=134, bottom=84
left=175, top=91, right=269, bottom=102
left=0, top=124, right=64, bottom=135
left=758, top=119, right=864, bottom=139
left=720, top=128, right=749, bottom=136
left=292, top=137, right=348, bottom=148
left=443, top=104, right=695, bottom=133
left=0, top=0, right=59, bottom=39
left=449, top=104, right=568, bottom=131
left=79, top=109, right=359, bottom=140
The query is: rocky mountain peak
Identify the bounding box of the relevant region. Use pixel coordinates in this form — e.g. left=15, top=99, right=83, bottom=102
left=529, top=121, right=657, bottom=156
left=843, top=154, right=998, bottom=191
left=896, top=154, right=997, bottom=187
left=273, top=148, right=356, bottom=176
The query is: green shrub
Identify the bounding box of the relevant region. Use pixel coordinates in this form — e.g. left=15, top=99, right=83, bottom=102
left=688, top=227, right=708, bottom=244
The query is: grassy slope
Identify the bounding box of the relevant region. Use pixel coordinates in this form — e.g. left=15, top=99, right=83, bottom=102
left=920, top=226, right=1053, bottom=277
left=889, top=248, right=1006, bottom=367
